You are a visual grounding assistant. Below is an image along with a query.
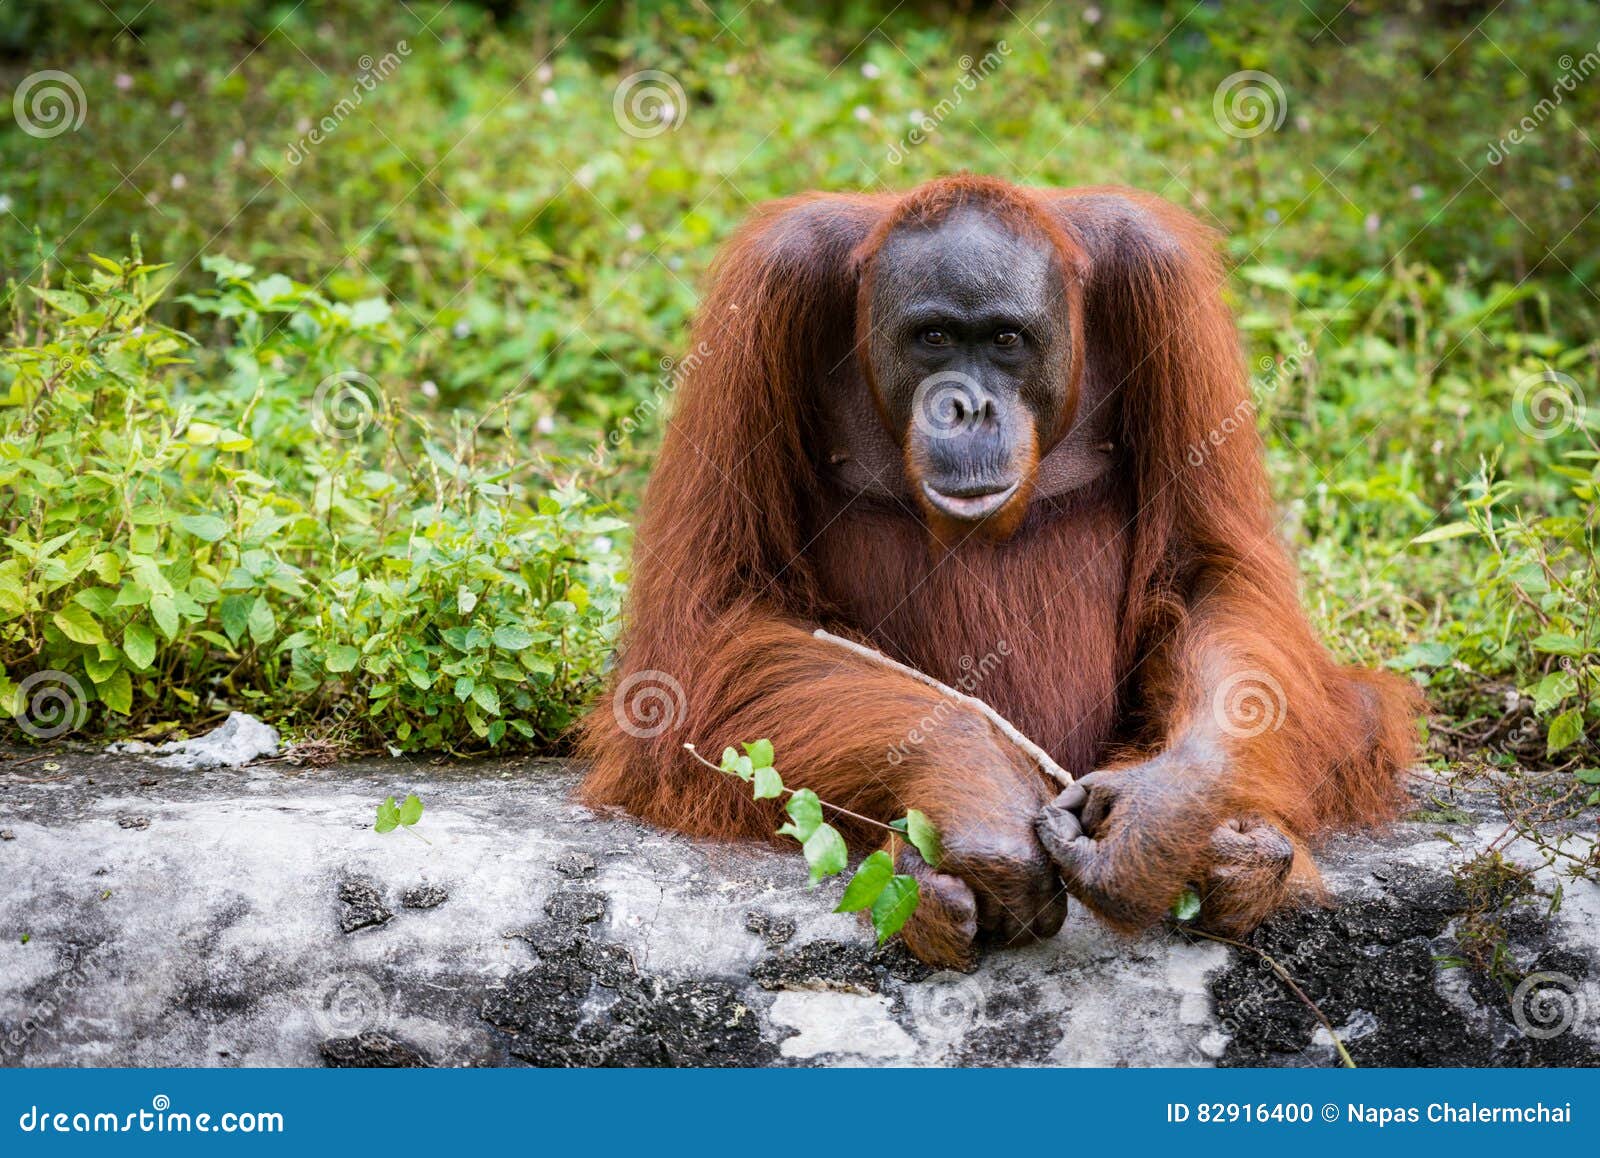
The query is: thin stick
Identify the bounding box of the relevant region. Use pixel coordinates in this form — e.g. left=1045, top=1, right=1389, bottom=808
left=812, top=628, right=1074, bottom=787
left=683, top=743, right=898, bottom=834
left=1185, top=926, right=1357, bottom=1069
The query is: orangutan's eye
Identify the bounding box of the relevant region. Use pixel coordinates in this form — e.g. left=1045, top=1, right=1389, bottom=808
left=994, top=329, right=1020, bottom=347
left=920, top=328, right=950, bottom=347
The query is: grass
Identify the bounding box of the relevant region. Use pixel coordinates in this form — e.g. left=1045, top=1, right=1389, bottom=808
left=0, top=0, right=1596, bottom=784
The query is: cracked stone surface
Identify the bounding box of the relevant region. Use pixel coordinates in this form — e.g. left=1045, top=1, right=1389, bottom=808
left=1, top=752, right=1596, bottom=1067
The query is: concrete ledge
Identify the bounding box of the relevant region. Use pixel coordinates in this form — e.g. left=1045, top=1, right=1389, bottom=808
left=1, top=754, right=1597, bottom=1067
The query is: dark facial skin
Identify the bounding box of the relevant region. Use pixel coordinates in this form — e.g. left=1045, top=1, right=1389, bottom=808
left=863, top=209, right=1077, bottom=542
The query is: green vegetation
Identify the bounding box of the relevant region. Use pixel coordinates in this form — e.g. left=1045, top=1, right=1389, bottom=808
left=687, top=738, right=939, bottom=942
left=1, top=1, right=1597, bottom=782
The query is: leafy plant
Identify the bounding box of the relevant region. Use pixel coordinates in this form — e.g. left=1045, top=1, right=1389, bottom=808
left=685, top=739, right=939, bottom=944
left=374, top=792, right=427, bottom=842
left=0, top=249, right=624, bottom=750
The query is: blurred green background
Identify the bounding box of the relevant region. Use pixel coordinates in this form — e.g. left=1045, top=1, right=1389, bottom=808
left=0, top=0, right=1596, bottom=782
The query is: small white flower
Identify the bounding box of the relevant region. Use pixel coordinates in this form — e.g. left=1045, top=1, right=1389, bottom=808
left=170, top=173, right=186, bottom=190
left=169, top=101, right=186, bottom=118
left=1085, top=50, right=1105, bottom=68
left=575, top=164, right=595, bottom=188
left=1264, top=208, right=1280, bottom=224
left=420, top=379, right=439, bottom=399
left=861, top=62, right=881, bottom=79
left=0, top=194, right=12, bottom=214
left=536, top=414, right=555, bottom=434
left=1084, top=6, right=1102, bottom=24
left=626, top=223, right=644, bottom=242
left=908, top=109, right=924, bottom=126
left=231, top=139, right=247, bottom=159
left=1364, top=212, right=1380, bottom=235
left=296, top=116, right=312, bottom=134
left=595, top=535, right=613, bottom=554
left=1409, top=184, right=1424, bottom=200
left=536, top=63, right=554, bottom=84
left=541, top=88, right=558, bottom=106
left=853, top=105, right=871, bottom=122
left=452, top=321, right=472, bottom=340
left=115, top=73, right=133, bottom=91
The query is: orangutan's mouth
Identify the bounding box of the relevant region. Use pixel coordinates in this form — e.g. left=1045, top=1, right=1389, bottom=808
left=920, top=478, right=1019, bottom=520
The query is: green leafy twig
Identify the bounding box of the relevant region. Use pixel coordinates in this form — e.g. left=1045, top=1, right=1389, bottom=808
left=683, top=739, right=941, bottom=944
left=374, top=792, right=430, bottom=844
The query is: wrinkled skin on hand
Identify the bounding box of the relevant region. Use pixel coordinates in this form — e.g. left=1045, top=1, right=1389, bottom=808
left=896, top=798, right=1070, bottom=971
left=1035, top=756, right=1307, bottom=935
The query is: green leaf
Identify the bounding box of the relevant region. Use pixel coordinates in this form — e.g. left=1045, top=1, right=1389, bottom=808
left=472, top=683, right=501, bottom=715
left=1385, top=642, right=1454, bottom=672
left=1530, top=669, right=1579, bottom=714
left=776, top=788, right=823, bottom=842
left=492, top=625, right=534, bottom=650
left=150, top=593, right=180, bottom=641
left=179, top=515, right=230, bottom=542
left=398, top=793, right=423, bottom=826
left=836, top=849, right=894, bottom=912
left=99, top=667, right=132, bottom=716
left=324, top=644, right=360, bottom=673
left=1410, top=521, right=1476, bottom=545
left=1547, top=708, right=1584, bottom=756
left=219, top=594, right=251, bottom=644
left=742, top=738, right=774, bottom=769
left=73, top=587, right=115, bottom=615
left=801, top=822, right=848, bottom=885
left=1530, top=633, right=1586, bottom=658
left=869, top=875, right=920, bottom=943
left=904, top=808, right=943, bottom=868
left=1573, top=769, right=1600, bottom=785
left=752, top=765, right=783, bottom=799
left=1171, top=887, right=1202, bottom=922
left=374, top=796, right=399, bottom=833
left=113, top=583, right=151, bottom=608
left=122, top=622, right=157, bottom=670
left=247, top=596, right=276, bottom=645
left=52, top=603, right=105, bottom=645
